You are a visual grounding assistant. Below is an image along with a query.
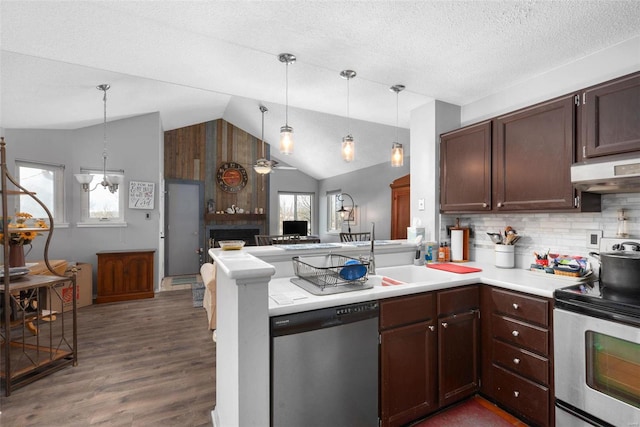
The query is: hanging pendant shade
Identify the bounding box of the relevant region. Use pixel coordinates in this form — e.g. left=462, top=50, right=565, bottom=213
left=342, top=135, right=355, bottom=162
left=391, top=142, right=404, bottom=167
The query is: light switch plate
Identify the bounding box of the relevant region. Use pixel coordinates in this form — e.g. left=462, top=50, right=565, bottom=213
left=586, top=230, right=602, bottom=249
left=418, top=198, right=425, bottom=211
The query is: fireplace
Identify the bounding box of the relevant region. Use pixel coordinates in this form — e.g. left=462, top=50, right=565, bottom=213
left=209, top=225, right=262, bottom=247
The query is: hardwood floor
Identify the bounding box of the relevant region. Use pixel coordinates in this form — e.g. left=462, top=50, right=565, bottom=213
left=0, top=289, right=216, bottom=427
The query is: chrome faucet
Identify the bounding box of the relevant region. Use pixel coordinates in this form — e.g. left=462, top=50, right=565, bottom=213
left=368, top=222, right=376, bottom=275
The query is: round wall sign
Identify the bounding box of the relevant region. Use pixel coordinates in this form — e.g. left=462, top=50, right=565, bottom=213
left=216, top=161, right=248, bottom=193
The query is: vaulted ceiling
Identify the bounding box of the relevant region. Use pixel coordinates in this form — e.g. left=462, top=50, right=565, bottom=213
left=1, top=1, right=639, bottom=179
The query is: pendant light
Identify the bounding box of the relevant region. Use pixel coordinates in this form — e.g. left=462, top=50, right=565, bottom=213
left=340, top=70, right=356, bottom=162
left=75, top=84, right=123, bottom=193
left=390, top=84, right=405, bottom=167
left=278, top=53, right=296, bottom=155
left=254, top=105, right=273, bottom=175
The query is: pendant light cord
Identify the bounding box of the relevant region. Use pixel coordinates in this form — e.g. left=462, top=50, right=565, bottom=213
left=101, top=87, right=108, bottom=179
left=347, top=77, right=351, bottom=135
left=261, top=107, right=266, bottom=157
left=285, top=61, right=289, bottom=126
left=395, top=89, right=399, bottom=142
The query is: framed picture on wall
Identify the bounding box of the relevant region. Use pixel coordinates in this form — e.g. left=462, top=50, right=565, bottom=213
left=129, top=181, right=155, bottom=209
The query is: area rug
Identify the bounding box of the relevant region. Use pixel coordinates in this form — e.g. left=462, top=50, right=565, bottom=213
left=191, top=282, right=205, bottom=308
left=411, top=396, right=519, bottom=427
left=171, top=275, right=199, bottom=285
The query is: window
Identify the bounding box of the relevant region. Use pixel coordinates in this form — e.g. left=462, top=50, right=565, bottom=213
left=326, top=191, right=342, bottom=233
left=278, top=192, right=312, bottom=234
left=78, top=170, right=125, bottom=226
left=15, top=160, right=66, bottom=223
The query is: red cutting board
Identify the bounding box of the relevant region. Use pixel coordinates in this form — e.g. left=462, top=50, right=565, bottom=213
left=427, top=263, right=482, bottom=274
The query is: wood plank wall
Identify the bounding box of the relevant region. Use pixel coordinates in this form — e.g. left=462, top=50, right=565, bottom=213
left=164, top=119, right=269, bottom=225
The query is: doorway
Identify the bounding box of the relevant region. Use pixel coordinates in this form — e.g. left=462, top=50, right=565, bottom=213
left=165, top=180, right=203, bottom=276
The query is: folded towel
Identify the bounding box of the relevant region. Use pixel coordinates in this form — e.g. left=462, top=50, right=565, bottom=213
left=381, top=276, right=405, bottom=286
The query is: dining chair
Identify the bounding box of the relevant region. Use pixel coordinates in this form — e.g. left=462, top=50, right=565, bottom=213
left=340, top=232, right=371, bottom=242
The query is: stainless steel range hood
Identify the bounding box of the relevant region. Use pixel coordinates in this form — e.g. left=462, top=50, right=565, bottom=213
left=571, top=157, right=640, bottom=193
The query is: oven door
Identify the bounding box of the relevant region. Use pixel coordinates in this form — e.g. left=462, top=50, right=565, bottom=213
left=554, top=308, right=640, bottom=426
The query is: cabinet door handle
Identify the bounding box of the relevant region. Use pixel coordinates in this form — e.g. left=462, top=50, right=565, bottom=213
left=513, top=391, right=520, bottom=398
left=512, top=330, right=519, bottom=337
left=512, top=303, right=519, bottom=310
left=497, top=202, right=503, bottom=208
left=513, top=358, right=520, bottom=365
left=442, top=322, right=448, bottom=328
left=428, top=325, right=435, bottom=332
left=482, top=202, right=488, bottom=208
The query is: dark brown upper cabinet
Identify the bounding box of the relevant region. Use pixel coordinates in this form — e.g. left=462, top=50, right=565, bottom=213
left=580, top=72, right=640, bottom=159
left=440, top=121, right=492, bottom=212
left=493, top=94, right=576, bottom=211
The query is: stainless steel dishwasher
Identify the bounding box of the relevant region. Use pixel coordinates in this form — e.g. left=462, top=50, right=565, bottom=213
left=271, top=300, right=379, bottom=427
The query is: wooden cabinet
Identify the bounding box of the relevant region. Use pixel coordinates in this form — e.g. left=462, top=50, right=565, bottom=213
left=379, top=292, right=437, bottom=427
left=437, top=286, right=480, bottom=407
left=580, top=71, right=640, bottom=159
left=440, top=121, right=492, bottom=212
left=493, top=94, right=576, bottom=211
left=96, top=250, right=155, bottom=303
left=481, top=286, right=553, bottom=427
left=390, top=174, right=410, bottom=239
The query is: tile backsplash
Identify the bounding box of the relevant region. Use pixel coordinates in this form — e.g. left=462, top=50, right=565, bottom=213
left=441, top=193, right=640, bottom=268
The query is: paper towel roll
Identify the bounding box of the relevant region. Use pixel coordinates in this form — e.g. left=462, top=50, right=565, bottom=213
left=451, top=229, right=464, bottom=261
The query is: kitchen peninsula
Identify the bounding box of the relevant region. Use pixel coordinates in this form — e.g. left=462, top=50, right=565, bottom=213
left=209, top=241, right=572, bottom=427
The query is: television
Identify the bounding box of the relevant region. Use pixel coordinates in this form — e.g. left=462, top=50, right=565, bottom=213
left=283, top=220, right=308, bottom=236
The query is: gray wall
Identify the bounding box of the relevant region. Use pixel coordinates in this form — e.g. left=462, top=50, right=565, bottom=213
left=318, top=161, right=410, bottom=242
left=5, top=112, right=162, bottom=291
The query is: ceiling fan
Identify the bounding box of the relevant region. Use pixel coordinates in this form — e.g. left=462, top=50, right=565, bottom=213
left=269, top=159, right=298, bottom=172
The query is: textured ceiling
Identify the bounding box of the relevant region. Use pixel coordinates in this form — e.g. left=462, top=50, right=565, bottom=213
left=1, top=1, right=639, bottom=179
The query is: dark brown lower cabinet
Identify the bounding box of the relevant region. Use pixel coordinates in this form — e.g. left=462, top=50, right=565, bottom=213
left=379, top=287, right=482, bottom=427
left=96, top=249, right=155, bottom=303
left=481, top=286, right=554, bottom=427
left=379, top=293, right=437, bottom=427
left=437, top=286, right=480, bottom=407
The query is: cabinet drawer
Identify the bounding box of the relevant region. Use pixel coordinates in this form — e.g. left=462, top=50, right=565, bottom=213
left=490, top=288, right=548, bottom=326
left=492, top=314, right=548, bottom=355
left=492, top=364, right=549, bottom=427
left=380, top=292, right=436, bottom=330
left=437, top=285, right=479, bottom=316
left=492, top=339, right=549, bottom=385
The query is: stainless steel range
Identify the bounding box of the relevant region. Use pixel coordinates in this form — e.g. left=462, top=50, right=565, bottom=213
left=554, top=238, right=640, bottom=426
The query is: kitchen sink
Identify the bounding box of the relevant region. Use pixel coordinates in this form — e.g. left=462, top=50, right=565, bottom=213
left=371, top=264, right=457, bottom=285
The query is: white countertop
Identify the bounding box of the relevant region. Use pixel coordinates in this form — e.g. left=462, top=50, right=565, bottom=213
left=268, top=262, right=589, bottom=316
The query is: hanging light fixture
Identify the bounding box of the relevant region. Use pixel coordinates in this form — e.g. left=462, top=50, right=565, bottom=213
left=390, top=84, right=405, bottom=167
left=74, top=84, right=123, bottom=193
left=336, top=192, right=355, bottom=233
left=254, top=105, right=273, bottom=175
left=278, top=53, right=296, bottom=155
left=340, top=70, right=356, bottom=162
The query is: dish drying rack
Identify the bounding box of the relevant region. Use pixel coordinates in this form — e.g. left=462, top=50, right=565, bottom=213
left=291, top=254, right=372, bottom=296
